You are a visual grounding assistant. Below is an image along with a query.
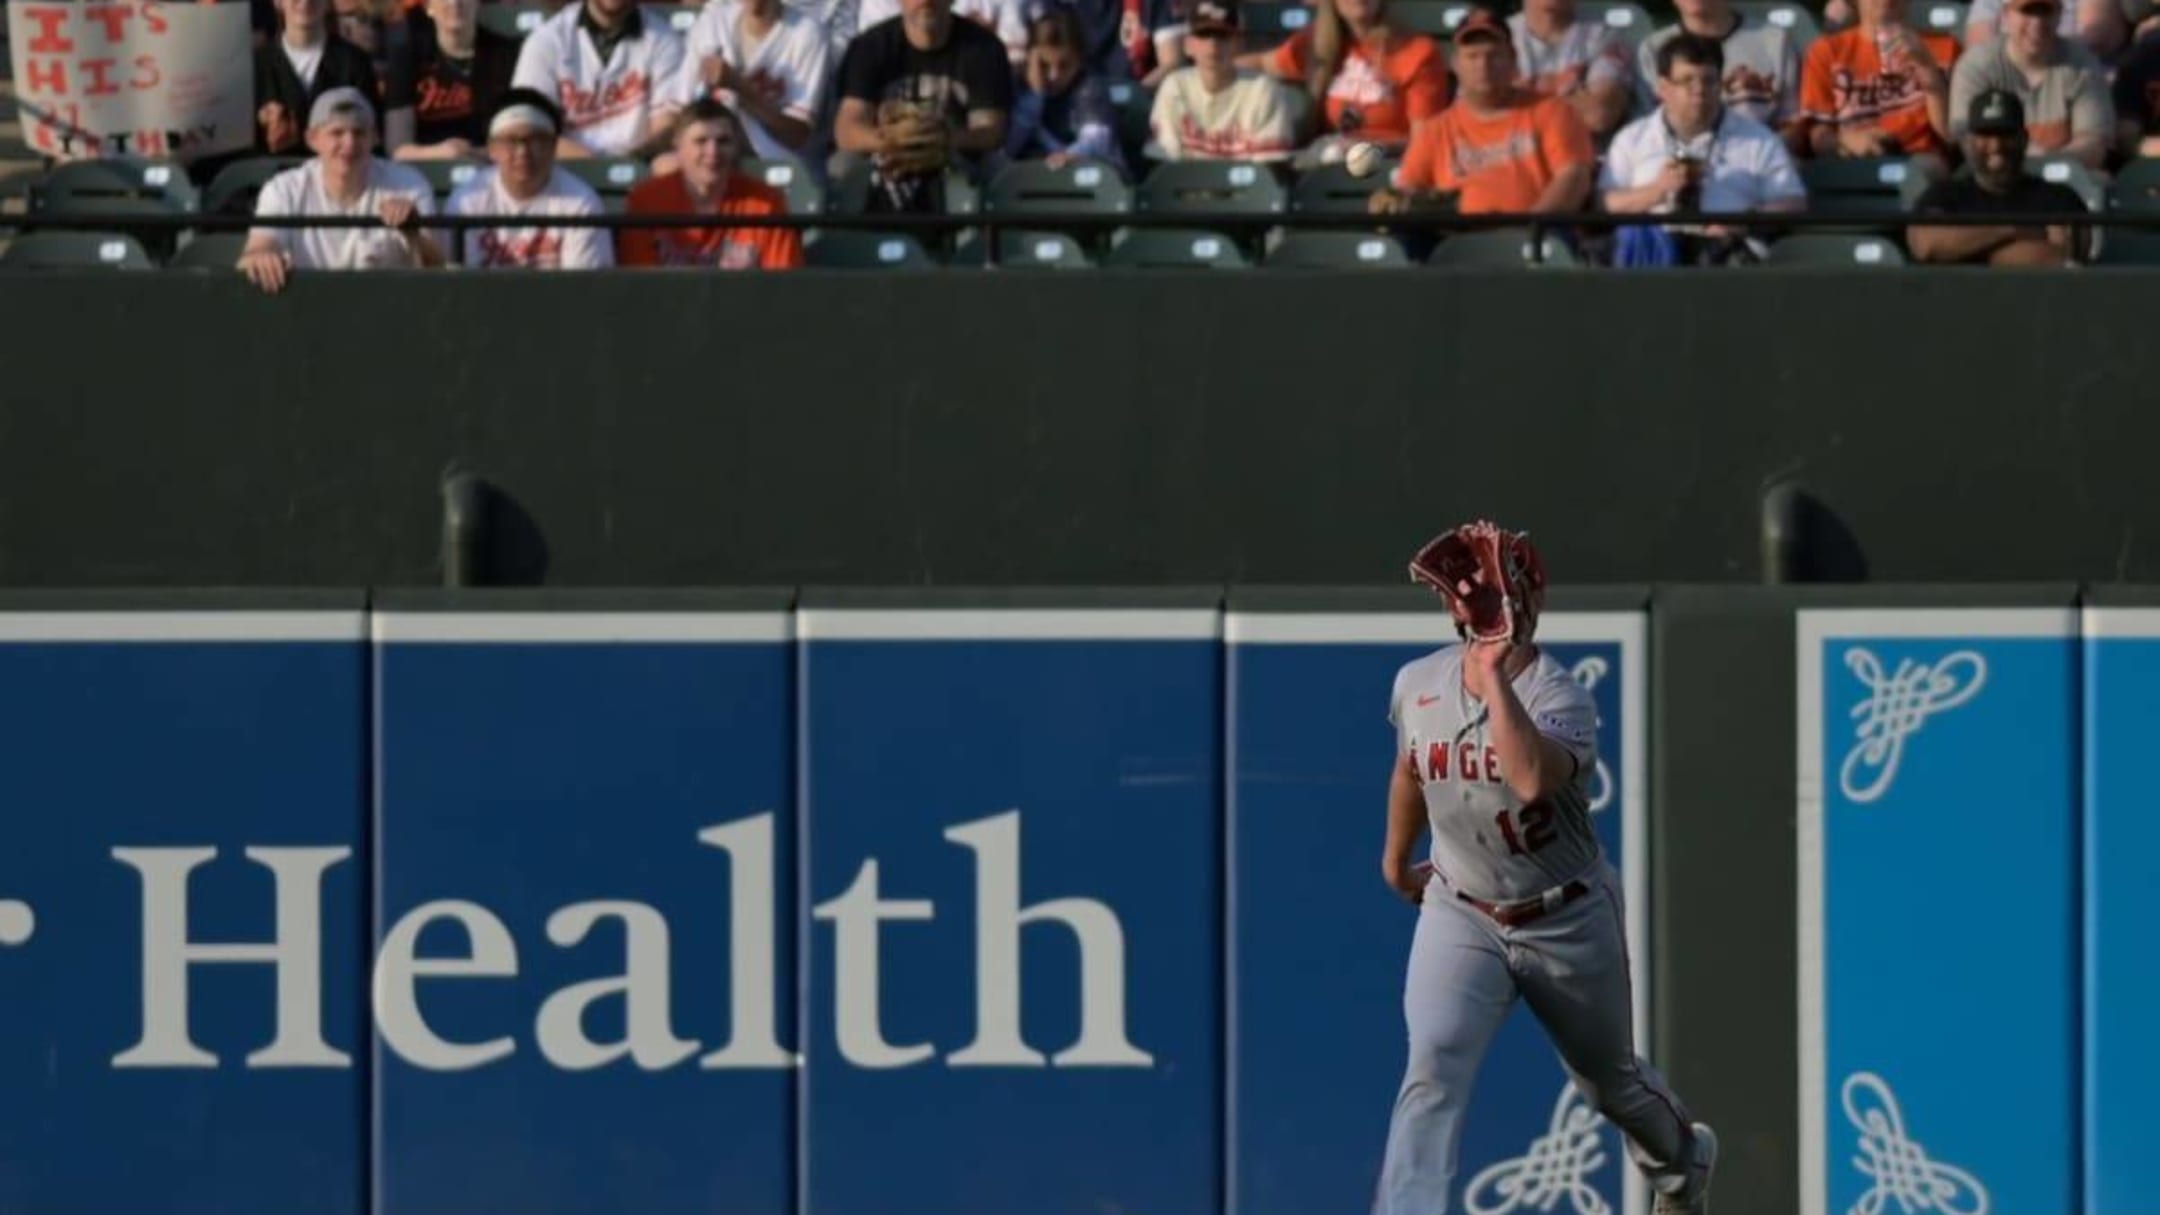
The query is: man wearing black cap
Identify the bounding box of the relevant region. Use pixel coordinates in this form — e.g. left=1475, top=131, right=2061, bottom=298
left=1147, top=0, right=1302, bottom=160
left=1948, top=0, right=2111, bottom=169
left=1908, top=88, right=2089, bottom=265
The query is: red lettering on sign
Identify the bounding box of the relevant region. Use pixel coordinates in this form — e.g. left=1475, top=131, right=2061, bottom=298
left=22, top=6, right=75, bottom=53
left=133, top=54, right=161, bottom=90
left=25, top=57, right=69, bottom=95
left=82, top=59, right=120, bottom=97
left=84, top=4, right=131, bottom=42
left=144, top=2, right=170, bottom=34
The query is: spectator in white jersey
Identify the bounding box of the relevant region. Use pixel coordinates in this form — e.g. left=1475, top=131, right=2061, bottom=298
left=1635, top=0, right=1802, bottom=149
left=1510, top=0, right=1633, bottom=142
left=512, top=0, right=688, bottom=159
left=1148, top=0, right=1300, bottom=160
left=675, top=0, right=835, bottom=163
left=1603, top=32, right=1805, bottom=264
left=1005, top=7, right=1130, bottom=172
left=444, top=89, right=616, bottom=269
left=238, top=87, right=444, bottom=294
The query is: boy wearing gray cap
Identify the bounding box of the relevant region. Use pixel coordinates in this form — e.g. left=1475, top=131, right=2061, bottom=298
left=239, top=87, right=445, bottom=293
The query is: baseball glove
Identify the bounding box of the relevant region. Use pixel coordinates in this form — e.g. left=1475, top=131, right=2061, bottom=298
left=1408, top=520, right=1548, bottom=645
left=876, top=99, right=952, bottom=178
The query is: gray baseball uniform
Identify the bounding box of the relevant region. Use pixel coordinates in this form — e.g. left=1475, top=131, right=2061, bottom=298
left=1371, top=644, right=1697, bottom=1215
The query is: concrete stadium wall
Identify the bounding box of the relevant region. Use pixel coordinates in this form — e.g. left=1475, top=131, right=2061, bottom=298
left=0, top=587, right=2144, bottom=1215
left=0, top=270, right=2149, bottom=588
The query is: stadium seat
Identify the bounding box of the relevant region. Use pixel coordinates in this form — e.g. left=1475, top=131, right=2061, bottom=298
left=743, top=158, right=825, bottom=215
left=825, top=161, right=980, bottom=216
left=477, top=2, right=550, bottom=38
left=560, top=157, right=652, bottom=212
left=168, top=231, right=250, bottom=271
left=1239, top=0, right=1313, bottom=46
left=986, top=159, right=1131, bottom=252
left=949, top=228, right=1094, bottom=268
left=1264, top=229, right=1411, bottom=268
left=1293, top=161, right=1398, bottom=214
left=1799, top=157, right=1913, bottom=223
left=1138, top=160, right=1288, bottom=216
left=1101, top=227, right=1250, bottom=268
left=1393, top=0, right=1462, bottom=34
left=1426, top=228, right=1579, bottom=268
left=1760, top=233, right=1907, bottom=266
left=2027, top=155, right=2105, bottom=212
left=412, top=158, right=489, bottom=200
left=803, top=230, right=936, bottom=268
left=2100, top=160, right=2160, bottom=263
left=30, top=157, right=200, bottom=260
left=652, top=2, right=701, bottom=34
left=1918, top=0, right=1967, bottom=39
left=1579, top=1, right=1656, bottom=46
left=204, top=156, right=305, bottom=216
left=1730, top=0, right=1821, bottom=43
left=0, top=231, right=155, bottom=269
left=1106, top=81, right=1155, bottom=169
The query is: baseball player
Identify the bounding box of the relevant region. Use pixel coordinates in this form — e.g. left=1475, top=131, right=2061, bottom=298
left=1374, top=520, right=1717, bottom=1215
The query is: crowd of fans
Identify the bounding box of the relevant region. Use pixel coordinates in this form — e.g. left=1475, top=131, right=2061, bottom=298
left=180, top=0, right=2160, bottom=274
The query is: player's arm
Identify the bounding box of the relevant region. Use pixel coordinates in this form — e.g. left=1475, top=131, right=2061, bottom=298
left=1477, top=653, right=1577, bottom=804
left=1382, top=751, right=1428, bottom=903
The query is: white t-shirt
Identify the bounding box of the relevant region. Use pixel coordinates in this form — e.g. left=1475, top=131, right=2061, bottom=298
left=513, top=3, right=688, bottom=156
left=674, top=0, right=833, bottom=161
left=444, top=166, right=615, bottom=269
left=1600, top=107, right=1805, bottom=214
left=855, top=0, right=1027, bottom=60
left=283, top=38, right=327, bottom=90
left=1635, top=15, right=1801, bottom=128
left=1148, top=68, right=1300, bottom=162
left=249, top=158, right=438, bottom=270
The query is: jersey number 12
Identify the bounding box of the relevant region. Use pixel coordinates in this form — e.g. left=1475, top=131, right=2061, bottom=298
left=1495, top=802, right=1556, bottom=856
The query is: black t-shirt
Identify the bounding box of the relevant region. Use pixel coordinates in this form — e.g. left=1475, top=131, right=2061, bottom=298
left=2114, top=34, right=2160, bottom=134
left=253, top=36, right=383, bottom=152
left=406, top=18, right=521, bottom=147
left=837, top=15, right=1016, bottom=127
left=1913, top=173, right=2088, bottom=215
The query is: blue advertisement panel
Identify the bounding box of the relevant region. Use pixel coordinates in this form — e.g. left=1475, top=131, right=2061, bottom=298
left=371, top=611, right=795, bottom=1215
left=1225, top=611, right=1648, bottom=1215
left=798, top=608, right=1222, bottom=1215
left=1798, top=608, right=2078, bottom=1215
left=0, top=611, right=369, bottom=1215
left=2082, top=607, right=2160, bottom=1215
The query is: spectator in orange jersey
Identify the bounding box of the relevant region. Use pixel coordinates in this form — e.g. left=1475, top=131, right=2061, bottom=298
left=618, top=98, right=804, bottom=270
left=1246, top=0, right=1448, bottom=156
left=1799, top=0, right=1957, bottom=165
left=1369, top=7, right=1593, bottom=216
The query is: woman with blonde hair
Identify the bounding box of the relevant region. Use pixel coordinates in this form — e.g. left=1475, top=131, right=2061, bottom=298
left=1247, top=0, right=1447, bottom=155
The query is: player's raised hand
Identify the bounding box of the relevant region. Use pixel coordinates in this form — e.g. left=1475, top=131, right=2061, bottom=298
left=377, top=196, right=422, bottom=232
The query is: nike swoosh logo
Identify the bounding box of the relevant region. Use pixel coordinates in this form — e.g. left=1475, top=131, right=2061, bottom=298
left=1416, top=694, right=1443, bottom=707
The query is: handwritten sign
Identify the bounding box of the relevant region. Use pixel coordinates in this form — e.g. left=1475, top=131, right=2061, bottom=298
left=7, top=1, right=251, bottom=160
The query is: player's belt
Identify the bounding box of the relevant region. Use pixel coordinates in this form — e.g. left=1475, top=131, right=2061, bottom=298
left=1457, top=879, right=1591, bottom=929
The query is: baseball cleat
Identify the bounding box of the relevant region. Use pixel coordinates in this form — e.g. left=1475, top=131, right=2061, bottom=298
left=1652, top=1122, right=1717, bottom=1215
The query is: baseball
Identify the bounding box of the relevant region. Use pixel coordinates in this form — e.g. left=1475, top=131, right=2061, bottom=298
left=1345, top=141, right=1384, bottom=179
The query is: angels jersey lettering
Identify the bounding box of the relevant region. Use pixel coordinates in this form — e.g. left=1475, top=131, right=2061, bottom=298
left=1389, top=646, right=1600, bottom=902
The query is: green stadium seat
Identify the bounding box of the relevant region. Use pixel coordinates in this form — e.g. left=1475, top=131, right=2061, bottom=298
left=1239, top=1, right=1314, bottom=45
left=986, top=159, right=1131, bottom=253
left=1426, top=228, right=1579, bottom=268
left=2028, top=155, right=2104, bottom=213
left=30, top=157, right=200, bottom=259
left=478, top=2, right=551, bottom=39
left=825, top=160, right=980, bottom=217
left=1918, top=0, right=1968, bottom=39
left=204, top=156, right=306, bottom=216
left=743, top=158, right=825, bottom=215
left=1264, top=229, right=1411, bottom=268
left=1761, top=233, right=1908, bottom=266
left=950, top=228, right=1094, bottom=268
left=1800, top=157, right=1915, bottom=227
left=1101, top=227, right=1250, bottom=267
left=1293, top=161, right=1399, bottom=214
left=803, top=230, right=936, bottom=268
left=2100, top=160, right=2160, bottom=263
left=1579, top=0, right=1656, bottom=46
left=411, top=158, right=489, bottom=200
left=0, top=231, right=155, bottom=269
left=1106, top=81, right=1155, bottom=169
left=168, top=231, right=250, bottom=271
left=1138, top=160, right=1287, bottom=216
left=1730, top=0, right=1822, bottom=44
left=1393, top=0, right=1462, bottom=35
left=652, top=2, right=702, bottom=35
left=560, top=157, right=652, bottom=213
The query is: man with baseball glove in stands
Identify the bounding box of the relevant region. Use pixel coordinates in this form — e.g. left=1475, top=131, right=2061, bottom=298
left=832, top=0, right=1016, bottom=212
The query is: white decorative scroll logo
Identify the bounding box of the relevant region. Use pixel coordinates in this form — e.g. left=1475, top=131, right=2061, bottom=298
left=1842, top=1071, right=1989, bottom=1215
left=1567, top=657, right=1614, bottom=814
left=1837, top=648, right=1986, bottom=804
left=1464, top=1084, right=1612, bottom=1215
